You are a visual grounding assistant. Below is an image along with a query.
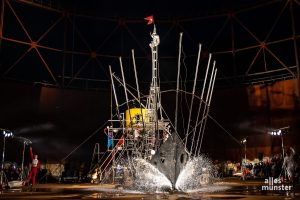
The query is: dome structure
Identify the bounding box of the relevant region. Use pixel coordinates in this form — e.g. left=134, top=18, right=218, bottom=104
left=0, top=0, right=299, bottom=89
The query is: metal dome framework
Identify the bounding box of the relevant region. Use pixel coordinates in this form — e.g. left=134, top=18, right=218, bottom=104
left=0, top=0, right=299, bottom=90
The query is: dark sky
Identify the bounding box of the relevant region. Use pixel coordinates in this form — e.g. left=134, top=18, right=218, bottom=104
left=1, top=0, right=298, bottom=87
left=60, top=0, right=268, bottom=17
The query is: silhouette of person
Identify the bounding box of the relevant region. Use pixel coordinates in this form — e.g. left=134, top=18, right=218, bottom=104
left=282, top=147, right=297, bottom=196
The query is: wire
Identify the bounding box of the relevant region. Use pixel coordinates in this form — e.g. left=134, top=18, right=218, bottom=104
left=208, top=114, right=242, bottom=146
left=61, top=116, right=116, bottom=161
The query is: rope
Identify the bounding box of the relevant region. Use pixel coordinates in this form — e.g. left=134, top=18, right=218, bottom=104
left=61, top=118, right=115, bottom=162
left=208, top=114, right=242, bottom=146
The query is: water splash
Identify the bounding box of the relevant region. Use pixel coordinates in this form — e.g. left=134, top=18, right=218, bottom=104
left=175, top=155, right=217, bottom=192
left=122, top=156, right=219, bottom=193
left=131, top=158, right=172, bottom=192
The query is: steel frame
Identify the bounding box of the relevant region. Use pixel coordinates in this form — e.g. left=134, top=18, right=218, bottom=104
left=0, top=0, right=299, bottom=91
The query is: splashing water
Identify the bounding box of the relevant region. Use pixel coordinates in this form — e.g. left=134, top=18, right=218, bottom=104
left=175, top=155, right=217, bottom=192
left=122, top=155, right=219, bottom=193
left=131, top=158, right=172, bottom=192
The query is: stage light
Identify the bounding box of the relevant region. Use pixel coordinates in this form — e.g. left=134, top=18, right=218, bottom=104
left=1, top=129, right=14, bottom=186
left=241, top=138, right=247, bottom=144
left=268, top=126, right=290, bottom=162
left=150, top=149, right=156, bottom=155
left=2, top=130, right=13, bottom=138
left=113, top=129, right=118, bottom=133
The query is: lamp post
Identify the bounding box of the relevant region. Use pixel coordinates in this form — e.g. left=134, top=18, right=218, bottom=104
left=0, top=130, right=14, bottom=188
left=241, top=137, right=247, bottom=180
left=241, top=138, right=247, bottom=164
left=268, top=126, right=289, bottom=159
left=15, top=137, right=32, bottom=181
left=268, top=126, right=289, bottom=180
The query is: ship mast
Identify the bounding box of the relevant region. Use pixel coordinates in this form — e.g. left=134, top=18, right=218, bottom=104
left=147, top=25, right=163, bottom=149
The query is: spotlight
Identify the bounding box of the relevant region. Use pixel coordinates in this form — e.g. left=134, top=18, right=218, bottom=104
left=150, top=150, right=156, bottom=155
left=241, top=138, right=247, bottom=144
left=113, top=129, right=118, bottom=133
left=2, top=130, right=13, bottom=138
left=268, top=126, right=290, bottom=161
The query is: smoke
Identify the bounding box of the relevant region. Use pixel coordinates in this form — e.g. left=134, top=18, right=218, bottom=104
left=15, top=122, right=56, bottom=134
left=24, top=136, right=78, bottom=161
left=237, top=120, right=268, bottom=134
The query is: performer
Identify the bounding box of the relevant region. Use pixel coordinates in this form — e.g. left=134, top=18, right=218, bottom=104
left=27, top=147, right=40, bottom=186
left=282, top=147, right=298, bottom=196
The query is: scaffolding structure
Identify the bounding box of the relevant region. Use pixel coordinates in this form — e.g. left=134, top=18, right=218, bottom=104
left=92, top=25, right=173, bottom=184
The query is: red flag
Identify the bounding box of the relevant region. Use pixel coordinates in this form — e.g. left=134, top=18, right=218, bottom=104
left=144, top=15, right=154, bottom=25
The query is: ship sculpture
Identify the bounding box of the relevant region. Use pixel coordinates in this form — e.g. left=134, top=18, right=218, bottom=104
left=91, top=16, right=218, bottom=192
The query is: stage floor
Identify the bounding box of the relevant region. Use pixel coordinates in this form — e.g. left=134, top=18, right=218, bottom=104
left=0, top=178, right=299, bottom=199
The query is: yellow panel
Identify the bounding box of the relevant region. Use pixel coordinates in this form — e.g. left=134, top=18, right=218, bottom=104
left=125, top=108, right=148, bottom=127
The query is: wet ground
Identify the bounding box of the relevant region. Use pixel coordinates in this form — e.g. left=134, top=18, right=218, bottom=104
left=0, top=178, right=299, bottom=199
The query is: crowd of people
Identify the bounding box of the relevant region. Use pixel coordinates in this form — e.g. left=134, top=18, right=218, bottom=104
left=214, top=148, right=300, bottom=185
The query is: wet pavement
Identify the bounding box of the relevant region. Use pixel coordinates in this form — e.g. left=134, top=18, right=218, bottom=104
left=0, top=178, right=299, bottom=199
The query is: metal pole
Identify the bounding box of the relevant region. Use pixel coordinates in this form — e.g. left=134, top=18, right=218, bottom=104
left=110, top=83, right=113, bottom=127
left=243, top=141, right=247, bottom=181
left=119, top=57, right=133, bottom=128
left=132, top=49, right=146, bottom=156
left=131, top=49, right=141, bottom=103
left=245, top=142, right=247, bottom=165
left=281, top=132, right=287, bottom=180
left=175, top=32, right=183, bottom=132
left=0, top=136, right=5, bottom=186
left=198, top=68, right=217, bottom=155
left=189, top=54, right=212, bottom=151
left=112, top=75, right=145, bottom=108
left=281, top=134, right=284, bottom=160
left=132, top=49, right=145, bottom=129
left=21, top=141, right=25, bottom=181
left=186, top=43, right=201, bottom=153
left=109, top=65, right=120, bottom=117
left=195, top=61, right=215, bottom=155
